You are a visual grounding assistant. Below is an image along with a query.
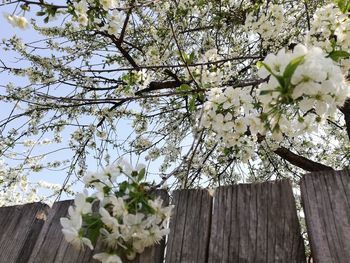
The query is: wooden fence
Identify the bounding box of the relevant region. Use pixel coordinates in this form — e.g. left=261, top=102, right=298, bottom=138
left=0, top=170, right=350, bottom=263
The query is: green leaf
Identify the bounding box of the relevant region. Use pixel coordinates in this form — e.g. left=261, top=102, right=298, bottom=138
left=283, top=55, right=305, bottom=87
left=86, top=179, right=101, bottom=186
left=259, top=89, right=274, bottom=95
left=20, top=4, right=30, bottom=11
left=86, top=197, right=95, bottom=203
left=223, top=147, right=232, bottom=156
left=272, top=123, right=280, bottom=132
left=328, top=50, right=350, bottom=62
left=189, top=96, right=196, bottom=112
left=274, top=75, right=286, bottom=90
left=36, top=11, right=46, bottom=16
left=335, top=0, right=350, bottom=13
left=260, top=113, right=268, bottom=121
left=83, top=214, right=103, bottom=245
left=197, top=92, right=205, bottom=103
left=103, top=186, right=111, bottom=194
left=189, top=52, right=195, bottom=63
left=176, top=84, right=190, bottom=92
left=119, top=181, right=128, bottom=193
left=43, top=16, right=50, bottom=23
left=179, top=51, right=194, bottom=64
left=335, top=0, right=345, bottom=11
left=256, top=61, right=264, bottom=69
left=121, top=74, right=129, bottom=82
left=46, top=6, right=58, bottom=16
left=89, top=223, right=102, bottom=244
left=137, top=167, right=146, bottom=182
left=181, top=51, right=189, bottom=62
left=259, top=62, right=285, bottom=88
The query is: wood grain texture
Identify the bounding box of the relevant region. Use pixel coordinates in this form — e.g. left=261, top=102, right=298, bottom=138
left=301, top=170, right=350, bottom=263
left=165, top=189, right=213, bottom=263
left=0, top=202, right=49, bottom=263
left=208, top=180, right=306, bottom=263
left=27, top=200, right=96, bottom=263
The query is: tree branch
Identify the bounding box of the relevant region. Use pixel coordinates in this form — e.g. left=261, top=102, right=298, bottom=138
left=82, top=56, right=261, bottom=73
left=117, top=10, right=131, bottom=45
left=148, top=80, right=183, bottom=91
left=98, top=31, right=139, bottom=69
left=274, top=147, right=334, bottom=172
left=339, top=98, right=350, bottom=140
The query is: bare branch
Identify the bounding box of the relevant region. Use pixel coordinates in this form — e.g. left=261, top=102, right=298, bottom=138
left=274, top=147, right=334, bottom=172
left=339, top=98, right=350, bottom=141
left=117, top=10, right=131, bottom=45
left=82, top=56, right=262, bottom=73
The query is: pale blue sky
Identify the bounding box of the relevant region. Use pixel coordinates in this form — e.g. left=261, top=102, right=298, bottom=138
left=0, top=5, right=111, bottom=198
left=0, top=4, right=171, bottom=200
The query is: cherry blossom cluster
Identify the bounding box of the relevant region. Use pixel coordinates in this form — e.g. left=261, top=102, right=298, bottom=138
left=257, top=44, right=349, bottom=140
left=244, top=3, right=302, bottom=50
left=71, top=0, right=123, bottom=33
left=60, top=160, right=172, bottom=263
left=0, top=159, right=62, bottom=207
left=307, top=3, right=350, bottom=74
left=200, top=42, right=349, bottom=155
left=307, top=3, right=349, bottom=51
left=200, top=87, right=263, bottom=162
left=244, top=4, right=284, bottom=41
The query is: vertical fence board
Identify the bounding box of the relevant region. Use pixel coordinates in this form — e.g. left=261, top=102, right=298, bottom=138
left=0, top=202, right=49, bottom=263
left=165, top=189, right=212, bottom=263
left=165, top=190, right=188, bottom=263
left=247, top=184, right=257, bottom=262
left=27, top=200, right=95, bottom=263
left=255, top=182, right=268, bottom=261
left=208, top=180, right=305, bottom=263
left=223, top=186, right=234, bottom=262
left=301, top=170, right=350, bottom=263
left=208, top=186, right=228, bottom=262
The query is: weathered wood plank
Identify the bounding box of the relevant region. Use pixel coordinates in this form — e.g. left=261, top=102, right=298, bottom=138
left=0, top=202, right=49, bottom=263
left=27, top=200, right=95, bottom=263
left=165, top=189, right=213, bottom=263
left=301, top=170, right=350, bottom=263
left=208, top=180, right=305, bottom=263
